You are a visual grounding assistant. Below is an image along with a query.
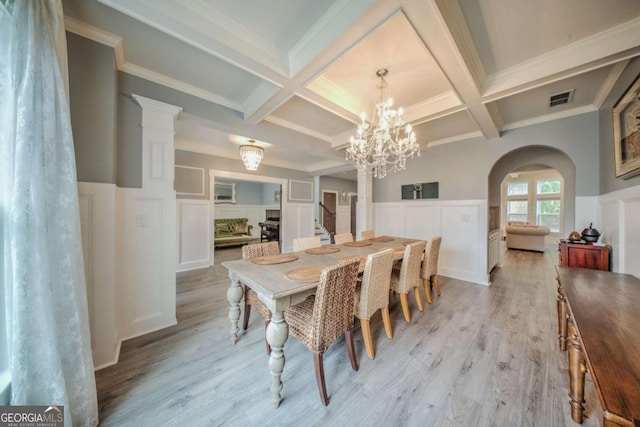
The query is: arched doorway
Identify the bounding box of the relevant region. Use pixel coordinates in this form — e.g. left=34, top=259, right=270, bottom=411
left=487, top=146, right=576, bottom=270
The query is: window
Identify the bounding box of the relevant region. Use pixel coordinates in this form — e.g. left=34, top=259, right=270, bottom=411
left=537, top=199, right=561, bottom=232
left=507, top=201, right=528, bottom=222
left=537, top=179, right=561, bottom=194
left=507, top=182, right=528, bottom=196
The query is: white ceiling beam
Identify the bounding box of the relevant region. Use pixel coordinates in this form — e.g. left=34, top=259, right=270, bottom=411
left=482, top=17, right=640, bottom=102
left=407, top=0, right=501, bottom=139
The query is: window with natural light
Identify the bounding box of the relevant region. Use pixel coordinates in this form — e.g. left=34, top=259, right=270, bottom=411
left=507, top=200, right=528, bottom=222
left=536, top=178, right=561, bottom=232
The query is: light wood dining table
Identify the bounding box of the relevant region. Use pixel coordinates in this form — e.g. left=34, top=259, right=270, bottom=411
left=223, top=236, right=417, bottom=407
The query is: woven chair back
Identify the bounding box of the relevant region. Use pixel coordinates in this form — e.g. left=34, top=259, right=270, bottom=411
left=421, top=236, right=442, bottom=279
left=361, top=230, right=375, bottom=240
left=396, top=241, right=426, bottom=293
left=333, top=233, right=354, bottom=245
left=310, top=258, right=360, bottom=352
left=242, top=241, right=280, bottom=260
left=357, top=249, right=394, bottom=319
left=292, top=236, right=322, bottom=252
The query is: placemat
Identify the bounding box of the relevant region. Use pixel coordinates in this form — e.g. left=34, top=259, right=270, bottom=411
left=305, top=246, right=341, bottom=254
left=371, top=236, right=394, bottom=242
left=252, top=254, right=299, bottom=265
left=284, top=266, right=323, bottom=283
left=344, top=240, right=372, bottom=247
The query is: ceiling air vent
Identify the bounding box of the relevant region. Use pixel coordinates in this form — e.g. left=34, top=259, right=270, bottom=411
left=548, top=89, right=574, bottom=107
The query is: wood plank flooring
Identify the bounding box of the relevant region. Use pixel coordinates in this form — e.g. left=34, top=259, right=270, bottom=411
left=95, top=243, right=601, bottom=426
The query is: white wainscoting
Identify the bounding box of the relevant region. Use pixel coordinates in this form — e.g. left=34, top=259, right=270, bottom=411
left=375, top=199, right=489, bottom=286
left=598, top=184, right=640, bottom=277
left=282, top=203, right=315, bottom=253
left=177, top=199, right=212, bottom=272
left=78, top=182, right=119, bottom=369
left=335, top=205, right=350, bottom=234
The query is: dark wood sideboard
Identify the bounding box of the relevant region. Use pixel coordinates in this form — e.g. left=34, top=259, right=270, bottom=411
left=558, top=241, right=611, bottom=271
left=555, top=266, right=640, bottom=426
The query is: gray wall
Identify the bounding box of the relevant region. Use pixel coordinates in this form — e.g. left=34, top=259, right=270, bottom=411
left=319, top=176, right=357, bottom=206
left=175, top=150, right=311, bottom=201
left=599, top=57, right=640, bottom=193
left=68, top=33, right=117, bottom=184
left=373, top=112, right=600, bottom=202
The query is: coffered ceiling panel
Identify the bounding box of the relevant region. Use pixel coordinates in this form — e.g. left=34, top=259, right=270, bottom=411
left=63, top=0, right=640, bottom=176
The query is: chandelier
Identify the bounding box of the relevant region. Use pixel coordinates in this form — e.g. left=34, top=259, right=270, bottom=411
left=346, top=69, right=420, bottom=178
left=239, top=140, right=263, bottom=171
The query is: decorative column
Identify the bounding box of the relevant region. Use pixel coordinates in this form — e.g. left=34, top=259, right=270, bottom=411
left=118, top=95, right=182, bottom=339
left=356, top=168, right=374, bottom=238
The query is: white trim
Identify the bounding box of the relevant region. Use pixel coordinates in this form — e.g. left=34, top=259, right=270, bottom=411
left=501, top=105, right=597, bottom=132
left=175, top=165, right=205, bottom=196
left=264, top=115, right=333, bottom=142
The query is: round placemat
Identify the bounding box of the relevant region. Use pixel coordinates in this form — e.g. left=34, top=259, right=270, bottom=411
left=344, top=240, right=372, bottom=247
left=284, top=266, right=323, bottom=283
left=305, top=246, right=341, bottom=254
left=371, top=236, right=394, bottom=242
left=252, top=254, right=299, bottom=265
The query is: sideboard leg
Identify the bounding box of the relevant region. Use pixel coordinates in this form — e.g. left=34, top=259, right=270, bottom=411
left=568, top=319, right=587, bottom=424
left=557, top=280, right=568, bottom=351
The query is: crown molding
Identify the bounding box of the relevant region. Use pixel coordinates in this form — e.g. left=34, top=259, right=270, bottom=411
left=483, top=17, right=640, bottom=101
left=592, top=60, right=628, bottom=108
left=501, top=105, right=597, bottom=132
left=426, top=131, right=483, bottom=147
left=264, top=116, right=333, bottom=143
left=307, top=76, right=366, bottom=117
left=404, top=91, right=461, bottom=122
left=64, top=16, right=244, bottom=112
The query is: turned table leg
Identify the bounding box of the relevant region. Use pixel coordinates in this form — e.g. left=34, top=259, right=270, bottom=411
left=266, top=311, right=289, bottom=408
left=568, top=319, right=587, bottom=424
left=557, top=281, right=568, bottom=351
left=227, top=278, right=244, bottom=344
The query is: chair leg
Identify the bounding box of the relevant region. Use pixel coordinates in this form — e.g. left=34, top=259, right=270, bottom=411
left=345, top=327, right=359, bottom=371
left=422, top=278, right=433, bottom=304
left=414, top=286, right=424, bottom=312
left=313, top=352, right=329, bottom=406
left=433, top=275, right=441, bottom=296
left=360, top=318, right=374, bottom=359
left=399, top=293, right=411, bottom=323
left=264, top=320, right=271, bottom=355
left=381, top=306, right=393, bottom=339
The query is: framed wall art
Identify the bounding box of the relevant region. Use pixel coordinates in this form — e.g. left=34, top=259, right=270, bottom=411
left=612, top=73, right=640, bottom=179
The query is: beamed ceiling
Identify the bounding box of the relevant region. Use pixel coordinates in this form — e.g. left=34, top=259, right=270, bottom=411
left=62, top=0, right=640, bottom=180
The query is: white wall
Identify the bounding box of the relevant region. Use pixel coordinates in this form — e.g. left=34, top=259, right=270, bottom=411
left=176, top=199, right=212, bottom=272
left=375, top=199, right=489, bottom=286
left=598, top=185, right=640, bottom=277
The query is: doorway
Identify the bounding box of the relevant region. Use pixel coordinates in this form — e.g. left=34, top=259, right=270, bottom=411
left=321, top=191, right=337, bottom=235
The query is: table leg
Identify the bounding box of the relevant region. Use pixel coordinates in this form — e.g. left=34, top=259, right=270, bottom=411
left=227, top=278, right=243, bottom=344
left=557, top=282, right=568, bottom=351
left=266, top=311, right=289, bottom=408
left=568, top=319, right=587, bottom=423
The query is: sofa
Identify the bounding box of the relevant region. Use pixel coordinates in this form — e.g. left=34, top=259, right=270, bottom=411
left=214, top=218, right=254, bottom=248
left=505, top=223, right=550, bottom=252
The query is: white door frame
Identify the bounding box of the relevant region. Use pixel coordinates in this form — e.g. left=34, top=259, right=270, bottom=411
left=209, top=170, right=288, bottom=264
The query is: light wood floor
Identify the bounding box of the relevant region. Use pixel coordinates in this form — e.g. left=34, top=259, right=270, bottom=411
left=95, top=244, right=600, bottom=426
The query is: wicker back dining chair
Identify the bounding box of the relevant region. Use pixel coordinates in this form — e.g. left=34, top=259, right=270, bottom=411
left=354, top=248, right=395, bottom=359
left=333, top=232, right=354, bottom=245
left=292, top=235, right=322, bottom=252
left=390, top=241, right=426, bottom=323
left=283, top=257, right=361, bottom=406
left=421, top=236, right=442, bottom=304
left=242, top=241, right=280, bottom=354
left=361, top=229, right=375, bottom=240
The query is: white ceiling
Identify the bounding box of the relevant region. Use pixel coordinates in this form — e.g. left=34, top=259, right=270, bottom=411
left=62, top=0, right=640, bottom=181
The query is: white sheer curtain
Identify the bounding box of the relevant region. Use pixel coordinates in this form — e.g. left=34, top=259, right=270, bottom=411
left=0, top=1, right=99, bottom=425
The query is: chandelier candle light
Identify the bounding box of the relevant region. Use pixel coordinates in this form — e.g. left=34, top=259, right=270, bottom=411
left=239, top=139, right=264, bottom=171
left=347, top=69, right=420, bottom=178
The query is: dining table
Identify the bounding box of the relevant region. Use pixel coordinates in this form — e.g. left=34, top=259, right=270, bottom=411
left=223, top=235, right=418, bottom=407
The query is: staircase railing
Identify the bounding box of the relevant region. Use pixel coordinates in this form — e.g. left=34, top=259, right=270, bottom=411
left=318, top=202, right=336, bottom=221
